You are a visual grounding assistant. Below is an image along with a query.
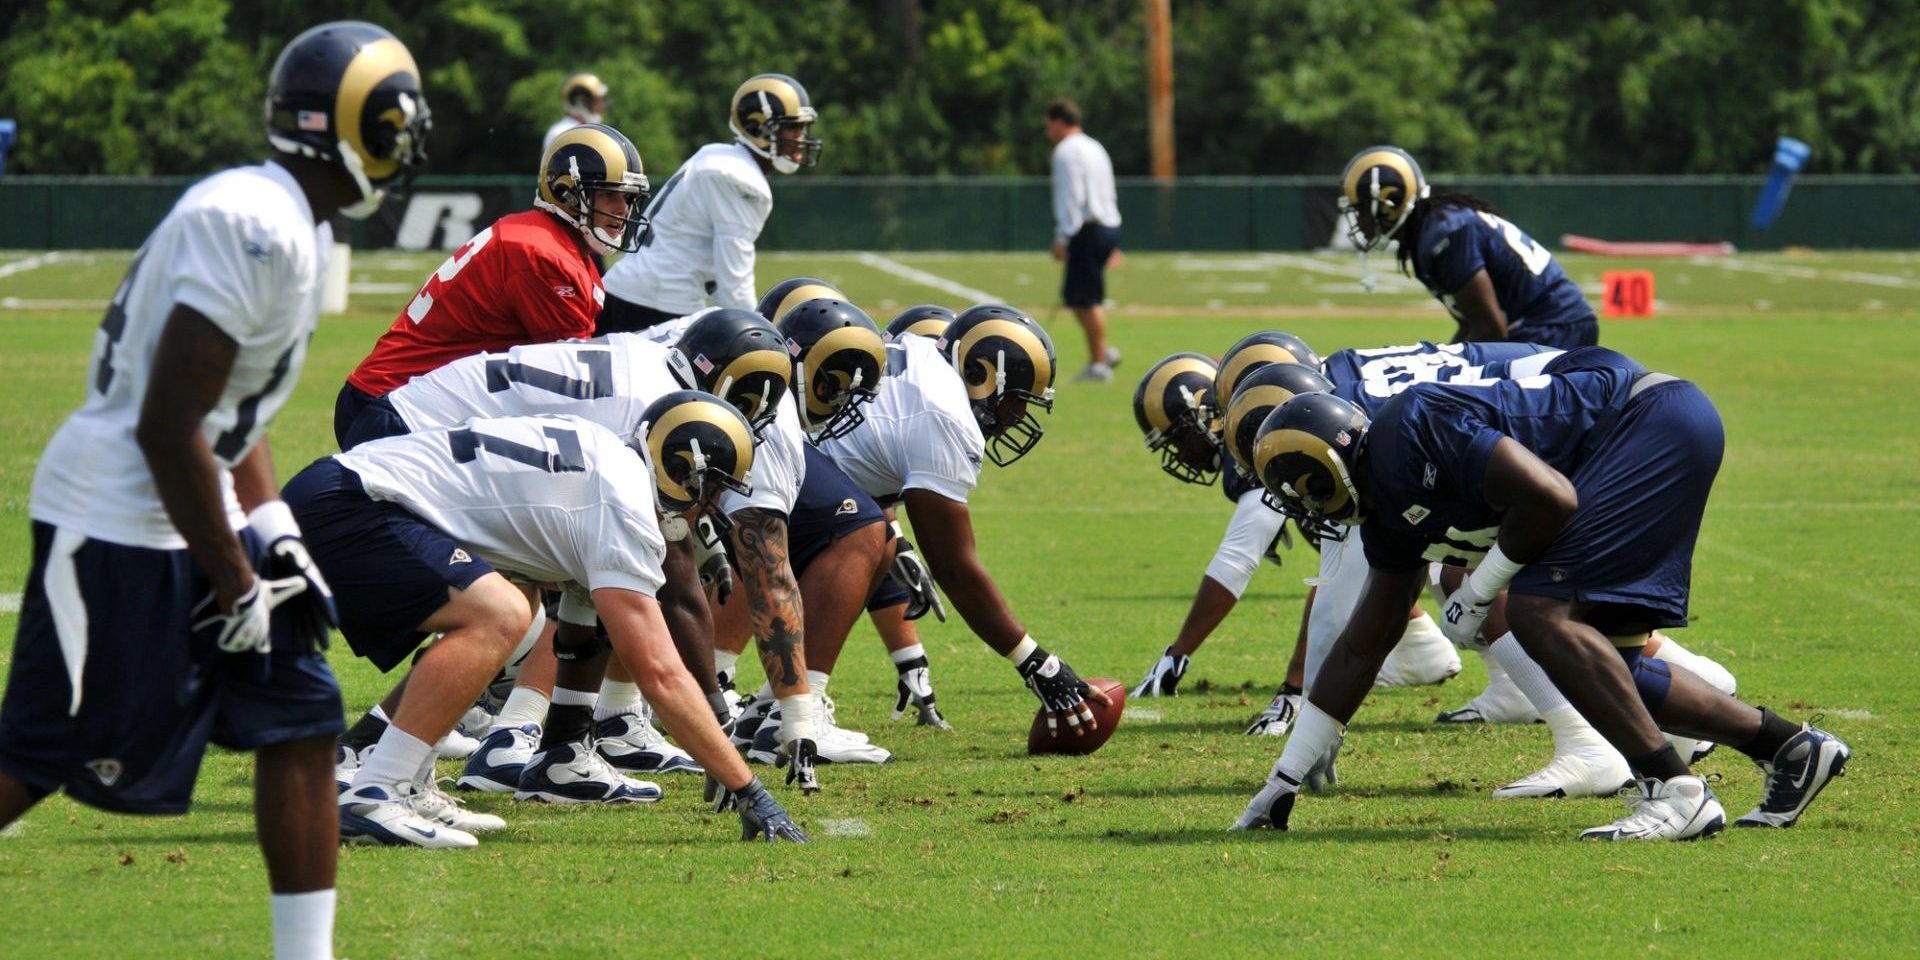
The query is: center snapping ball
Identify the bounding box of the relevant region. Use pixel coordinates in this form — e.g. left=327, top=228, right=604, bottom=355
left=1027, top=677, right=1126, bottom=756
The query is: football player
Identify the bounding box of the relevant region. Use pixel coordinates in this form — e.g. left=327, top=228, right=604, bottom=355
left=813, top=304, right=1114, bottom=738
left=284, top=399, right=807, bottom=845
left=544, top=72, right=608, bottom=152
left=332, top=122, right=649, bottom=447
left=599, top=74, right=821, bottom=334
left=1236, top=361, right=1849, bottom=840
left=0, top=22, right=429, bottom=959
left=1340, top=145, right=1597, bottom=349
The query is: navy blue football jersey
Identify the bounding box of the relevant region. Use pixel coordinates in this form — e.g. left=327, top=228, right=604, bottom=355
left=1358, top=367, right=1640, bottom=572
left=1322, top=341, right=1557, bottom=398
left=1410, top=205, right=1594, bottom=343
left=1223, top=461, right=1259, bottom=503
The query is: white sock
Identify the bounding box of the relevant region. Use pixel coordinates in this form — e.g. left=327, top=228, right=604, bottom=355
left=270, top=889, right=335, bottom=960
left=1648, top=633, right=1736, bottom=694
left=778, top=694, right=819, bottom=743
left=806, top=670, right=831, bottom=697
left=889, top=643, right=926, bottom=666
left=552, top=686, right=596, bottom=708
left=353, top=726, right=432, bottom=791
left=1275, top=701, right=1346, bottom=784
left=714, top=649, right=740, bottom=677
left=1540, top=705, right=1610, bottom=754
left=1489, top=632, right=1570, bottom=713
left=594, top=679, right=641, bottom=720
left=491, top=687, right=550, bottom=731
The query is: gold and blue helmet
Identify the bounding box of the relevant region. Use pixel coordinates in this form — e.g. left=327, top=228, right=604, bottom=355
left=638, top=390, right=756, bottom=526
left=1223, top=361, right=1334, bottom=480
left=776, top=298, right=887, bottom=441
left=536, top=123, right=649, bottom=254
left=1215, top=330, right=1321, bottom=412
left=1339, top=145, right=1430, bottom=251
left=940, top=304, right=1057, bottom=467
left=667, top=309, right=792, bottom=439
left=731, top=73, right=820, bottom=174
left=266, top=21, right=431, bottom=219
left=1252, top=392, right=1370, bottom=542
left=561, top=72, right=608, bottom=123
left=1133, top=353, right=1221, bottom=485
left=756, top=276, right=844, bottom=324
left=885, top=304, right=956, bottom=343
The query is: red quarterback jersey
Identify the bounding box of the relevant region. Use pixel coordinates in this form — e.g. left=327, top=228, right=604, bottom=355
left=346, top=209, right=604, bottom=396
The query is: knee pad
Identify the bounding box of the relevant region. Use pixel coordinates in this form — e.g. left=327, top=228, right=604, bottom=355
left=1618, top=646, right=1673, bottom=712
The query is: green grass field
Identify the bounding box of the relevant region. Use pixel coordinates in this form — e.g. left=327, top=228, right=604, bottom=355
left=0, top=247, right=1917, bottom=957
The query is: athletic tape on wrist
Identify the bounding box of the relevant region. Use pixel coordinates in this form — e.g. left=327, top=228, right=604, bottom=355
left=1005, top=635, right=1039, bottom=664
left=1466, top=543, right=1524, bottom=603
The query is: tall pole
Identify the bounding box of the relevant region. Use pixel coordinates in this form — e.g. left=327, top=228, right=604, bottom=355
left=1145, top=0, right=1175, bottom=181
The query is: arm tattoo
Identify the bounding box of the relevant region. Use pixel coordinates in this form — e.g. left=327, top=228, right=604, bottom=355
left=732, top=508, right=806, bottom=687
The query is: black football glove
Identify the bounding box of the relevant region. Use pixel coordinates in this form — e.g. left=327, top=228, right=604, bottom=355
left=705, top=775, right=809, bottom=843
left=777, top=737, right=820, bottom=794
left=892, top=653, right=952, bottom=729
left=888, top=522, right=945, bottom=622
left=1016, top=645, right=1095, bottom=736
left=693, top=516, right=734, bottom=605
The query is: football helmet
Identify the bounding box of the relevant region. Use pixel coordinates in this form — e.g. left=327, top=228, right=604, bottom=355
left=939, top=304, right=1056, bottom=467
left=1252, top=393, right=1370, bottom=543
left=777, top=298, right=887, bottom=441
left=666, top=309, right=792, bottom=439
left=638, top=390, right=756, bottom=527
left=535, top=123, right=649, bottom=255
left=1133, top=353, right=1222, bottom=485
left=1339, top=145, right=1429, bottom=251
left=731, top=73, right=820, bottom=174
left=756, top=276, right=844, bottom=324
left=885, top=305, right=956, bottom=343
left=1223, top=362, right=1334, bottom=479
left=562, top=73, right=608, bottom=123
left=1215, top=330, right=1321, bottom=411
left=266, top=21, right=431, bottom=220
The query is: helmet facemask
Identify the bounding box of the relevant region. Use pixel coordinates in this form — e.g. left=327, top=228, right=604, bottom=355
left=553, top=155, right=649, bottom=255
left=797, top=355, right=877, bottom=441
left=974, top=360, right=1055, bottom=467
left=1146, top=401, right=1221, bottom=486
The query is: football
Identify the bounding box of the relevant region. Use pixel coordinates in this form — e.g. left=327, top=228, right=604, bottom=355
left=1027, top=677, right=1127, bottom=756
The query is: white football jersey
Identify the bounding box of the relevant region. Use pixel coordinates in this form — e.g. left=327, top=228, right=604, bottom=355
left=819, top=334, right=985, bottom=503
left=334, top=415, right=666, bottom=597
left=601, top=142, right=771, bottom=314
left=384, top=331, right=805, bottom=517
left=32, top=162, right=330, bottom=549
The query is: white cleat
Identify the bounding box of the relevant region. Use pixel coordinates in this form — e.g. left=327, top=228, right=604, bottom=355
left=407, top=778, right=507, bottom=833
left=339, top=782, right=480, bottom=849
left=1435, top=669, right=1541, bottom=724
left=456, top=723, right=541, bottom=793
left=1579, top=775, right=1726, bottom=841
left=334, top=744, right=371, bottom=794
left=816, top=726, right=894, bottom=765
left=435, top=728, right=482, bottom=761
left=817, top=695, right=871, bottom=744
left=515, top=741, right=663, bottom=804
left=1374, top=614, right=1462, bottom=687
left=596, top=708, right=703, bottom=775
left=1493, top=746, right=1634, bottom=799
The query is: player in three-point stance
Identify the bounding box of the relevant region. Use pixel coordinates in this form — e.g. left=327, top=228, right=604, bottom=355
left=0, top=21, right=429, bottom=958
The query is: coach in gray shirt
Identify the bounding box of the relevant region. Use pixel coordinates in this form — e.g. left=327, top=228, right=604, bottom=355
left=1046, top=99, right=1123, bottom=382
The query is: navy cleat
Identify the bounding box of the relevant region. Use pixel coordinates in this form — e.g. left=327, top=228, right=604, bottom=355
left=339, top=782, right=479, bottom=849
left=1735, top=722, right=1850, bottom=828
left=456, top=723, right=540, bottom=793
left=595, top=709, right=703, bottom=775
left=515, top=740, right=663, bottom=804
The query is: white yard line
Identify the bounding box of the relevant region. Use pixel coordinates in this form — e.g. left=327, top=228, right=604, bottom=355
left=0, top=251, right=74, bottom=280
left=852, top=253, right=1002, bottom=303
left=1, top=297, right=109, bottom=311
left=816, top=817, right=872, bottom=837
left=1693, top=255, right=1920, bottom=289
left=1, top=593, right=20, bottom=614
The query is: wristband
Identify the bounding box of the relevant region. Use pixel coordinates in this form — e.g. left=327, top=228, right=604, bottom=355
left=1004, top=635, right=1038, bottom=664
left=1464, top=543, right=1524, bottom=604
left=247, top=499, right=301, bottom=542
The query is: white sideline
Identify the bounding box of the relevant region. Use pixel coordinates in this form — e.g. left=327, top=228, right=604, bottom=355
left=853, top=253, right=1001, bottom=303
left=1, top=592, right=19, bottom=614
left=1693, top=255, right=1920, bottom=290
left=0, top=252, right=73, bottom=280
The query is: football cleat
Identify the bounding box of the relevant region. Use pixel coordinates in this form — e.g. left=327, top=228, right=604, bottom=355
left=1374, top=614, right=1461, bottom=687
left=731, top=696, right=775, bottom=750
left=334, top=743, right=372, bottom=794
left=434, top=727, right=481, bottom=761
left=407, top=778, right=506, bottom=833
left=1244, top=691, right=1299, bottom=737
left=339, top=782, right=479, bottom=849
left=1578, top=775, right=1726, bottom=841
left=1435, top=669, right=1542, bottom=724
left=515, top=741, right=663, bottom=804
left=1734, top=723, right=1850, bottom=828
left=1665, top=734, right=1718, bottom=766
left=456, top=700, right=495, bottom=740
left=817, top=694, right=870, bottom=743
left=1493, top=746, right=1633, bottom=799
left=595, top=708, right=704, bottom=775
left=747, top=706, right=893, bottom=766
left=456, top=723, right=541, bottom=793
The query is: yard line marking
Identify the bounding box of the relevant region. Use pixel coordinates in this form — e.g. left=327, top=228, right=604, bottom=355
left=1, top=297, right=109, bottom=311
left=816, top=817, right=872, bottom=837
left=1694, top=256, right=1920, bottom=289
left=852, top=253, right=1001, bottom=303
left=1831, top=709, right=1876, bottom=721
left=1697, top=540, right=1906, bottom=620
left=1, top=592, right=20, bottom=614
left=348, top=282, right=420, bottom=295
left=1128, top=708, right=1163, bottom=723
left=0, top=251, right=73, bottom=279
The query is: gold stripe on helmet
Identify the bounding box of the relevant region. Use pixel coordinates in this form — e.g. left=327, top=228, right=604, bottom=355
left=772, top=284, right=843, bottom=325
left=1341, top=148, right=1420, bottom=209
left=1253, top=427, right=1353, bottom=517
left=646, top=400, right=757, bottom=505
left=735, top=76, right=805, bottom=138
left=1224, top=383, right=1299, bottom=470
left=1141, top=357, right=1215, bottom=433
left=1217, top=345, right=1306, bottom=406
left=564, top=73, right=607, bottom=99
left=800, top=325, right=886, bottom=417
left=897, top=317, right=948, bottom=339
left=956, top=318, right=1053, bottom=402
left=713, top=348, right=791, bottom=422
left=539, top=126, right=634, bottom=206
left=335, top=37, right=421, bottom=182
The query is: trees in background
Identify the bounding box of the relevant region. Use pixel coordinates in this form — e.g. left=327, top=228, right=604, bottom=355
left=4, top=0, right=1919, bottom=177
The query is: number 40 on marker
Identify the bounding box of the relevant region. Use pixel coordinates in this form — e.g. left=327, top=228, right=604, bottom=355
left=1602, top=270, right=1656, bottom=317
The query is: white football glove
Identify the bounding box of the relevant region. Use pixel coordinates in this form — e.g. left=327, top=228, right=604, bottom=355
left=1132, top=646, right=1190, bottom=697
left=1439, top=586, right=1494, bottom=648
left=888, top=522, right=945, bottom=622
left=191, top=575, right=308, bottom=655
left=1230, top=763, right=1301, bottom=831
left=1244, top=691, right=1299, bottom=736
left=892, top=654, right=951, bottom=729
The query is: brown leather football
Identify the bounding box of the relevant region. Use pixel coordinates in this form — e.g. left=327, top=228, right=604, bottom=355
left=1027, top=677, right=1126, bottom=755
